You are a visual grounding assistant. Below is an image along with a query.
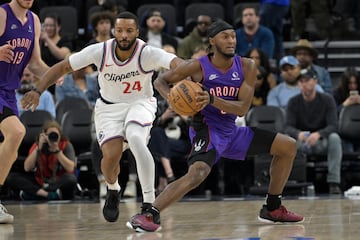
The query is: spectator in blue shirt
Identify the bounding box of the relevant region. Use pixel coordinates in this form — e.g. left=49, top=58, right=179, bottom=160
left=16, top=67, right=56, bottom=118
left=55, top=67, right=99, bottom=107
left=235, top=6, right=275, bottom=58
left=267, top=55, right=324, bottom=109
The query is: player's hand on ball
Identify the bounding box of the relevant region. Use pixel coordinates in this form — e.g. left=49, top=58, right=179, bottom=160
left=195, top=89, right=211, bottom=110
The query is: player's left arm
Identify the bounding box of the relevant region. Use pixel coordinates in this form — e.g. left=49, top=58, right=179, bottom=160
left=199, top=57, right=256, bottom=116
left=27, top=13, right=49, bottom=79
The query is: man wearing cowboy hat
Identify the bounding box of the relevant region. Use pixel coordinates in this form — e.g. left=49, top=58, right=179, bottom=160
left=291, top=39, right=333, bottom=94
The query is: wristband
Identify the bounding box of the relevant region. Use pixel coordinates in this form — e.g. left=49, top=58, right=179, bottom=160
left=51, top=149, right=60, bottom=154
left=32, top=87, right=42, bottom=95
left=208, top=90, right=214, bottom=104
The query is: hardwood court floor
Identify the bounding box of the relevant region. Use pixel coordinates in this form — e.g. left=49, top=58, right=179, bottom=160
left=1, top=196, right=359, bottom=240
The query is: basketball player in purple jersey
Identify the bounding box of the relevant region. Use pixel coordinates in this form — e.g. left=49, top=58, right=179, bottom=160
left=127, top=20, right=304, bottom=232
left=0, top=0, right=49, bottom=223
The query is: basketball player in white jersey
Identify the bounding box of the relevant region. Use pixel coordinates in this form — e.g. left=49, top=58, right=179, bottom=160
left=21, top=11, right=182, bottom=223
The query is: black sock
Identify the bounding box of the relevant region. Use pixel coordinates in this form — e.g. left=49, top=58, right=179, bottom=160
left=141, top=202, right=152, bottom=213
left=148, top=206, right=160, bottom=218
left=266, top=193, right=282, bottom=211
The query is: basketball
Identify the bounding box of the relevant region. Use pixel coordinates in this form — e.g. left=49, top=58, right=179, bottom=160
left=168, top=80, right=203, bottom=116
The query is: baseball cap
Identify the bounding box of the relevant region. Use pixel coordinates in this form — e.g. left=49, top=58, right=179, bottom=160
left=279, top=56, right=299, bottom=69
left=297, top=68, right=317, bottom=81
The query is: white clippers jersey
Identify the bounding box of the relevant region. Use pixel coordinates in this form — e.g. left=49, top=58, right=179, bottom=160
left=98, top=39, right=154, bottom=103
left=69, top=38, right=176, bottom=103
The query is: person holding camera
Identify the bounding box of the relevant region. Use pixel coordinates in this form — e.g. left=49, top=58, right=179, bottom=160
left=6, top=121, right=77, bottom=200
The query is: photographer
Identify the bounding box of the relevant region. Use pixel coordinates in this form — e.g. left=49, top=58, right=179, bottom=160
left=6, top=121, right=77, bottom=200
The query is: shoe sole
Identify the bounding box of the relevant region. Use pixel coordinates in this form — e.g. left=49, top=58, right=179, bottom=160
left=0, top=216, right=14, bottom=224
left=126, top=221, right=162, bottom=232
left=258, top=216, right=305, bottom=224
left=102, top=208, right=119, bottom=222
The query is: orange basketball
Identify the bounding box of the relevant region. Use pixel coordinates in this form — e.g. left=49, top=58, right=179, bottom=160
left=168, top=80, right=203, bottom=116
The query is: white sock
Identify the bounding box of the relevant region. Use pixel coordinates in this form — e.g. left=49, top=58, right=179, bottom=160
left=128, top=173, right=137, bottom=182
left=106, top=179, right=120, bottom=192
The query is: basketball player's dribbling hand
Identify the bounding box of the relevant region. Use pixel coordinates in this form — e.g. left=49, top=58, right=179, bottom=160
left=21, top=90, right=40, bottom=112
left=0, top=44, right=15, bottom=63
left=195, top=89, right=211, bottom=110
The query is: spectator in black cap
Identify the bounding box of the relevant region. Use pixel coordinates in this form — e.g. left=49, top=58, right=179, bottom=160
left=285, top=68, right=343, bottom=195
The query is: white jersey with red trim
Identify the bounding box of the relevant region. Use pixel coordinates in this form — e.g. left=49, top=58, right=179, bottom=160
left=69, top=38, right=176, bottom=104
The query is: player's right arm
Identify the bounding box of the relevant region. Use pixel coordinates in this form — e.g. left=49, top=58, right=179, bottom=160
left=22, top=43, right=103, bottom=111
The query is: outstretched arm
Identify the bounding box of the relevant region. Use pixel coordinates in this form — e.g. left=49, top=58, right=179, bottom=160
left=21, top=59, right=73, bottom=111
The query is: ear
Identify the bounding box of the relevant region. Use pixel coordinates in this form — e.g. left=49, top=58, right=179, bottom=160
left=209, top=37, right=215, bottom=46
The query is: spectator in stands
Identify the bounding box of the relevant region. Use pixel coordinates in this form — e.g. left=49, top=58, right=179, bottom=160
left=245, top=48, right=277, bottom=88
left=291, top=0, right=331, bottom=40
left=235, top=6, right=274, bottom=58
left=285, top=68, right=342, bottom=194
left=16, top=66, right=55, bottom=118
left=177, top=15, right=212, bottom=59
left=291, top=39, right=333, bottom=94
left=55, top=67, right=99, bottom=107
left=139, top=8, right=178, bottom=50
left=259, top=0, right=290, bottom=61
left=333, top=67, right=360, bottom=153
left=40, top=13, right=73, bottom=95
left=267, top=55, right=324, bottom=109
left=6, top=121, right=77, bottom=200
left=191, top=44, right=208, bottom=59
left=333, top=66, right=360, bottom=112
left=252, top=65, right=270, bottom=107
left=87, top=11, right=114, bottom=45
left=86, top=11, right=114, bottom=74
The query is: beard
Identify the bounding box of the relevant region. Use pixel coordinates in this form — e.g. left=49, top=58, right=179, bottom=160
left=115, top=38, right=136, bottom=51
left=214, top=44, right=235, bottom=58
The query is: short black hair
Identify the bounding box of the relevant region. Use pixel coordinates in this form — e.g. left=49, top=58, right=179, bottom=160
left=116, top=11, right=139, bottom=27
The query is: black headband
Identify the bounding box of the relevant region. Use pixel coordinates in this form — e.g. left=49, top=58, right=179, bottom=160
left=207, top=20, right=234, bottom=38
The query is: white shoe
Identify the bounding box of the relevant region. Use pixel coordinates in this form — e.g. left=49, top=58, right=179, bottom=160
left=0, top=203, right=14, bottom=224
left=124, top=180, right=137, bottom=198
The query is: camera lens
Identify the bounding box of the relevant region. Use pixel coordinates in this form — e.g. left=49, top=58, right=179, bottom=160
left=48, top=132, right=59, bottom=142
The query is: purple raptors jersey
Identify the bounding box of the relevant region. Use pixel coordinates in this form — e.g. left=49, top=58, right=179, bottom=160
left=199, top=54, right=244, bottom=134
left=189, top=54, right=254, bottom=162
left=0, top=4, right=35, bottom=114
